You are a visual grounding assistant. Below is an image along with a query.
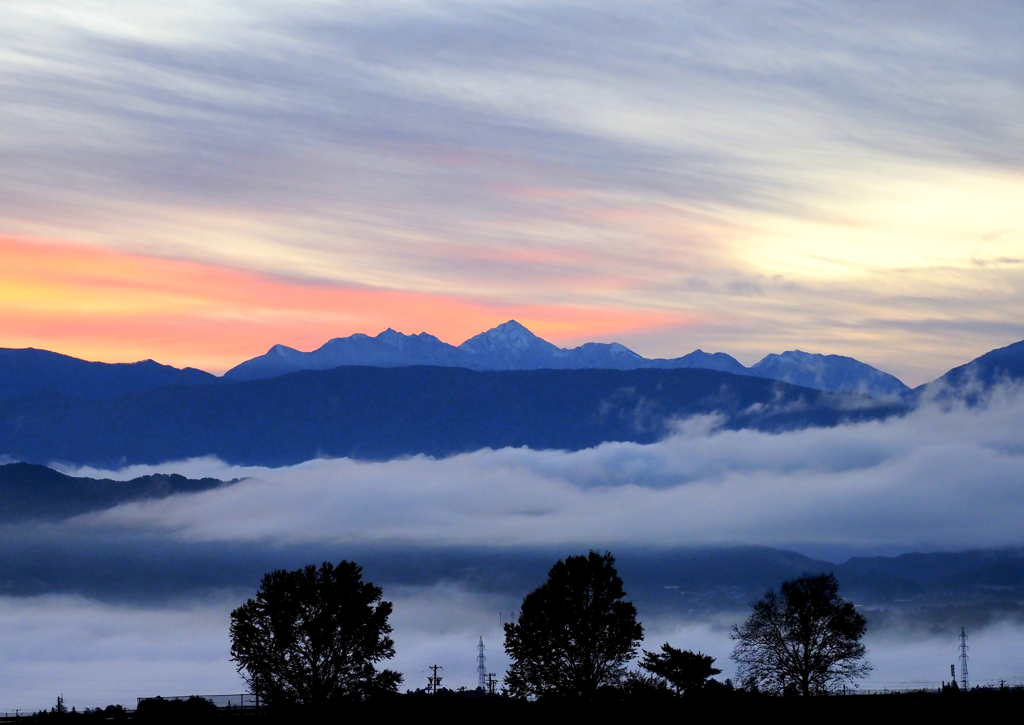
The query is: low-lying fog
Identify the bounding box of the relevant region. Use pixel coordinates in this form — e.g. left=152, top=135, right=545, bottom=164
left=2, top=587, right=1023, bottom=711
left=65, top=386, right=1024, bottom=553
left=3, top=388, right=1024, bottom=710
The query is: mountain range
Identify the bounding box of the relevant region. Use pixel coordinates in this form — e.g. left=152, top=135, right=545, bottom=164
left=223, top=321, right=910, bottom=398
left=0, top=326, right=1022, bottom=468
left=0, top=347, right=215, bottom=400
left=0, top=366, right=905, bottom=468
left=0, top=321, right=940, bottom=401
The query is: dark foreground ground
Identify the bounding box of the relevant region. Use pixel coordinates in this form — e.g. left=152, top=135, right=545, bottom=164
left=13, top=689, right=1024, bottom=723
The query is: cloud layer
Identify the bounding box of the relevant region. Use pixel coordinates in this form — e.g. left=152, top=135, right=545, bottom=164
left=69, top=388, right=1024, bottom=554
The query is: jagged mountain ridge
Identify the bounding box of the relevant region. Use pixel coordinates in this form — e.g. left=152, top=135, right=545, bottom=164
left=4, top=325, right=1023, bottom=405
left=223, top=321, right=680, bottom=379
left=224, top=320, right=904, bottom=397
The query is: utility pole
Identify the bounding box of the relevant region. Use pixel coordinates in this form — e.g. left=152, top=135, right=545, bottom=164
left=959, top=627, right=970, bottom=691
left=427, top=664, right=443, bottom=695
left=486, top=672, right=499, bottom=696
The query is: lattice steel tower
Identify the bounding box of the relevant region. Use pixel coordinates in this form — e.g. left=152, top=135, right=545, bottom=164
left=959, top=627, right=969, bottom=690
left=477, top=637, right=487, bottom=689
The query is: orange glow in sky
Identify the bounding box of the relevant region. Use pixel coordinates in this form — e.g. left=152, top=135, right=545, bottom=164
left=0, top=236, right=693, bottom=373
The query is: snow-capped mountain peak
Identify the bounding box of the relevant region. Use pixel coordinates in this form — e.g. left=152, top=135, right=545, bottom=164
left=457, top=320, right=563, bottom=367
left=751, top=350, right=909, bottom=397
left=223, top=322, right=908, bottom=397
left=460, top=320, right=552, bottom=353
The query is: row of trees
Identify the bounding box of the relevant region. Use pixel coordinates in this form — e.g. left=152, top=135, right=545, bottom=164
left=229, top=552, right=870, bottom=706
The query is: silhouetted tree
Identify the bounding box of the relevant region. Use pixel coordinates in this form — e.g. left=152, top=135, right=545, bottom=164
left=504, top=551, right=643, bottom=699
left=620, top=671, right=676, bottom=702
left=230, top=561, right=402, bottom=707
left=640, top=644, right=722, bottom=695
left=82, top=704, right=128, bottom=721
left=731, top=572, right=871, bottom=695
left=134, top=696, right=217, bottom=723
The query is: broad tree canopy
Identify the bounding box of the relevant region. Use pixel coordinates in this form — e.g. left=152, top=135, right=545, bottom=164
left=731, top=572, right=871, bottom=695
left=503, top=550, right=643, bottom=700
left=230, top=560, right=402, bottom=706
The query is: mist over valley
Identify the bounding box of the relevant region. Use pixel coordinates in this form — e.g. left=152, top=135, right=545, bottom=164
left=3, top=374, right=1024, bottom=706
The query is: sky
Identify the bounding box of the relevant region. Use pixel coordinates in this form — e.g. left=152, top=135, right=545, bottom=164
left=2, top=1, right=1023, bottom=384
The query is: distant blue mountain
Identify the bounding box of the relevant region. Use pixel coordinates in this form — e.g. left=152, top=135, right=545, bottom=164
left=223, top=321, right=668, bottom=380
left=933, top=339, right=1024, bottom=389
left=0, top=366, right=905, bottom=469
left=225, top=320, right=904, bottom=397
left=0, top=462, right=227, bottom=521
left=2, top=332, right=1023, bottom=471
left=647, top=349, right=752, bottom=375
left=0, top=348, right=216, bottom=401
left=3, top=496, right=1023, bottom=618
left=222, top=330, right=466, bottom=381
left=916, top=339, right=1024, bottom=402
left=750, top=350, right=909, bottom=397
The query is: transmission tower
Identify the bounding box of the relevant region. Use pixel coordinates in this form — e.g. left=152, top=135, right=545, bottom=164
left=477, top=637, right=487, bottom=690
left=959, top=627, right=969, bottom=690
left=427, top=664, right=443, bottom=695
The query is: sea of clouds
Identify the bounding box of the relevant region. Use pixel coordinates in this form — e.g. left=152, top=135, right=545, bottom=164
left=66, top=387, right=1024, bottom=553
left=4, top=389, right=1024, bottom=710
